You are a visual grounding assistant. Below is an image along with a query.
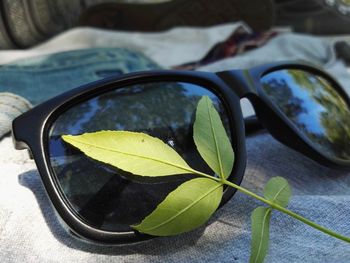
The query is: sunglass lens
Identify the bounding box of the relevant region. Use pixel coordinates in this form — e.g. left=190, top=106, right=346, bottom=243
left=48, top=81, right=231, bottom=232
left=261, top=68, right=350, bottom=160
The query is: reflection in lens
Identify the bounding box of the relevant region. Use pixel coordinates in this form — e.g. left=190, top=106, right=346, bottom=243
left=261, top=69, right=350, bottom=160
left=48, top=82, right=231, bottom=232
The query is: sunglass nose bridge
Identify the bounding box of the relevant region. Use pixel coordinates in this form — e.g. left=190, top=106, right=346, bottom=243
left=217, top=70, right=258, bottom=98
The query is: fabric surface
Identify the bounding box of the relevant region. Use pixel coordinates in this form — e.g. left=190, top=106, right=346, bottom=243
left=1, top=133, right=350, bottom=263
left=0, top=23, right=246, bottom=67
left=1, top=24, right=350, bottom=262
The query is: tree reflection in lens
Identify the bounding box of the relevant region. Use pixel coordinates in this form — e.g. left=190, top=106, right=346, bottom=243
left=261, top=69, right=350, bottom=160
left=48, top=82, right=231, bottom=231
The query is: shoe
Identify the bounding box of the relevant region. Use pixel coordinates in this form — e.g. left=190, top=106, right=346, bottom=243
left=79, top=0, right=275, bottom=32
left=276, top=0, right=350, bottom=35
left=0, top=0, right=84, bottom=49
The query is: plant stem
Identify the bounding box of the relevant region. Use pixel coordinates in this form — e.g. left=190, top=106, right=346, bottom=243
left=188, top=169, right=222, bottom=182
left=222, top=179, right=350, bottom=244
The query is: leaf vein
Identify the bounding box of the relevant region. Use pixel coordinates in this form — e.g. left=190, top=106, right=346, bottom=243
left=140, top=183, right=222, bottom=232
left=271, top=183, right=288, bottom=203
left=65, top=136, right=196, bottom=174
left=206, top=98, right=225, bottom=179
left=254, top=208, right=271, bottom=263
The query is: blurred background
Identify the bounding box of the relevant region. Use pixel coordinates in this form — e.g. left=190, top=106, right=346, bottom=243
left=0, top=0, right=350, bottom=49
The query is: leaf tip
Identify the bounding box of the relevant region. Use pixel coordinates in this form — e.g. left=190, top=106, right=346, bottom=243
left=198, top=95, right=211, bottom=105
left=61, top=134, right=73, bottom=142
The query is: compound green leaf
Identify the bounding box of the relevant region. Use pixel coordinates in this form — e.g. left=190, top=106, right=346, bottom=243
left=132, top=177, right=223, bottom=236
left=62, top=131, right=195, bottom=177
left=250, top=207, right=272, bottom=263
left=264, top=177, right=292, bottom=207
left=193, top=96, right=234, bottom=179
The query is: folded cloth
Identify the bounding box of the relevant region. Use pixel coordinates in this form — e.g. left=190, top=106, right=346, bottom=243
left=0, top=23, right=246, bottom=67
left=0, top=93, right=32, bottom=139
left=174, top=26, right=278, bottom=70
left=1, top=25, right=350, bottom=263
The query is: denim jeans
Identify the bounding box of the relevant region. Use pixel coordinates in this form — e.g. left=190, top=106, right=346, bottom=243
left=0, top=48, right=159, bottom=105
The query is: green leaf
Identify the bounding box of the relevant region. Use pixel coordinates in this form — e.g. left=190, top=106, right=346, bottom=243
left=249, top=177, right=291, bottom=263
left=193, top=96, right=234, bottom=179
left=264, top=177, right=292, bottom=207
left=132, top=177, right=223, bottom=236
left=249, top=207, right=272, bottom=263
left=62, top=131, right=195, bottom=177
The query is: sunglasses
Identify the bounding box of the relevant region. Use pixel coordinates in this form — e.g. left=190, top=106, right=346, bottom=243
left=12, top=61, right=350, bottom=244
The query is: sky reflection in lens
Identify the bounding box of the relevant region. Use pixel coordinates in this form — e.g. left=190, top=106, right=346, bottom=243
left=261, top=69, right=350, bottom=160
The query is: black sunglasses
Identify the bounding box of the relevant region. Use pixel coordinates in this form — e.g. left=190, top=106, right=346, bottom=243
left=12, top=61, right=350, bottom=244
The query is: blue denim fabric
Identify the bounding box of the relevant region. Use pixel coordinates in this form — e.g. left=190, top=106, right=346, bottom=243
left=0, top=48, right=160, bottom=105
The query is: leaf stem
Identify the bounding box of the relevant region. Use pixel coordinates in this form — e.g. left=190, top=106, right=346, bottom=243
left=221, top=179, right=350, bottom=244
left=188, top=169, right=222, bottom=182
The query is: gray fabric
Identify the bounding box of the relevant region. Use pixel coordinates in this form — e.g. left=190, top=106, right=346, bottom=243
left=1, top=134, right=350, bottom=262
left=1, top=26, right=350, bottom=262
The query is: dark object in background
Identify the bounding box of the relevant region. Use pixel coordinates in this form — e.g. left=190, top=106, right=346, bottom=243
left=335, top=41, right=350, bottom=65
left=276, top=0, right=350, bottom=35
left=79, top=0, right=275, bottom=32
left=0, top=0, right=274, bottom=49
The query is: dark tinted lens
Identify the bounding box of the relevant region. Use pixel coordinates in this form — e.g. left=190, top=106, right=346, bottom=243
left=261, top=69, right=350, bottom=160
left=48, top=82, right=231, bottom=232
